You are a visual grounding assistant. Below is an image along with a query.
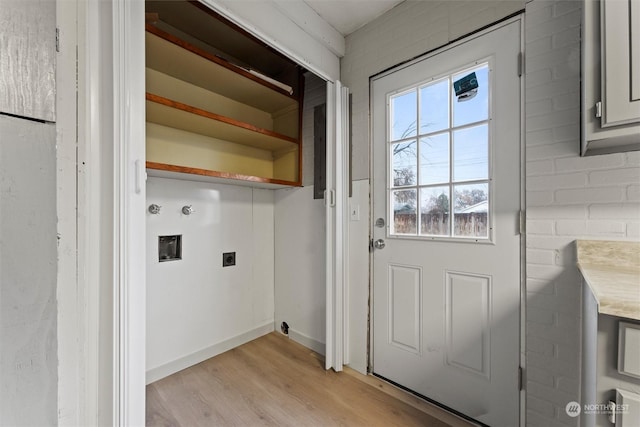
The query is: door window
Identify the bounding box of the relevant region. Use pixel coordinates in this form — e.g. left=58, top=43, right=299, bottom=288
left=388, top=62, right=491, bottom=240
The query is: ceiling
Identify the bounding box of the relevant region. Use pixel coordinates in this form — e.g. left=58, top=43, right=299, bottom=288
left=303, top=0, right=405, bottom=35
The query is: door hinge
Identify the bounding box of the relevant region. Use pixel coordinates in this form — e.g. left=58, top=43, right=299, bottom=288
left=595, top=101, right=602, bottom=118
left=519, top=210, right=525, bottom=235
left=607, top=400, right=616, bottom=424
left=517, top=52, right=524, bottom=77
left=518, top=366, right=524, bottom=390
left=56, top=27, right=60, bottom=52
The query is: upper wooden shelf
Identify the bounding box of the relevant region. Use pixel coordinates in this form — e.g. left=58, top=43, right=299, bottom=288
left=145, top=26, right=298, bottom=115
left=146, top=93, right=298, bottom=152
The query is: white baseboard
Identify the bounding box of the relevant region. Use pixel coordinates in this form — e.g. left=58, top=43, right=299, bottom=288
left=288, top=327, right=325, bottom=356
left=146, top=321, right=274, bottom=384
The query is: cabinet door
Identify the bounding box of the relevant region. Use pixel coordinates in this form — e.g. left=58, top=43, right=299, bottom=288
left=0, top=0, right=56, bottom=122
left=601, top=0, right=640, bottom=127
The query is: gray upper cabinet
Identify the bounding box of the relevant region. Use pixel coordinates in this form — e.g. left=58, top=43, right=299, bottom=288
left=582, top=0, right=640, bottom=156
left=0, top=0, right=56, bottom=122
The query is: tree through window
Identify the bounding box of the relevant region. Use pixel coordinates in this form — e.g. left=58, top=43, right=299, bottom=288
left=388, top=62, right=491, bottom=239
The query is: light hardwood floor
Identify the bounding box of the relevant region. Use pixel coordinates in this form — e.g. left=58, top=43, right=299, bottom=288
left=146, top=332, right=473, bottom=426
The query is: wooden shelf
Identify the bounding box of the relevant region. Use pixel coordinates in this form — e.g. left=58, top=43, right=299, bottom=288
left=146, top=162, right=301, bottom=188
left=146, top=27, right=298, bottom=114
left=146, top=93, right=298, bottom=152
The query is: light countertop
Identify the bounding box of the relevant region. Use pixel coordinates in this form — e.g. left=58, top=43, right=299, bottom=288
left=577, top=240, right=640, bottom=321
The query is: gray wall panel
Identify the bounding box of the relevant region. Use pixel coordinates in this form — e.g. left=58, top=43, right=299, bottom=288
left=0, top=0, right=56, bottom=121
left=0, top=115, right=57, bottom=426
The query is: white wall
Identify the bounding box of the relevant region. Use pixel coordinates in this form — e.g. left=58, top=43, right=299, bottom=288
left=347, top=179, right=370, bottom=374
left=146, top=177, right=274, bottom=383
left=274, top=186, right=326, bottom=353
left=273, top=70, right=328, bottom=353
left=0, top=115, right=57, bottom=425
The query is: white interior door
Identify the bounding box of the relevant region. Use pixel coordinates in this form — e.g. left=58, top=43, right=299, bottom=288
left=371, top=20, right=521, bottom=427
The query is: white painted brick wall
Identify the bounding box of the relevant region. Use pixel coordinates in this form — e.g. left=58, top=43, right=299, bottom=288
left=525, top=2, right=640, bottom=427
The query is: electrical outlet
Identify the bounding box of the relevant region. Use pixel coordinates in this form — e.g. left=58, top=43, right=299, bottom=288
left=222, top=252, right=236, bottom=267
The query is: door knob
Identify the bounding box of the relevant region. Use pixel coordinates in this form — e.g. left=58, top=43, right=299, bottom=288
left=373, top=239, right=386, bottom=250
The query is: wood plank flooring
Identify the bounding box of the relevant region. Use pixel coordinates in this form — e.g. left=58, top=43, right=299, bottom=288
left=146, top=332, right=465, bottom=426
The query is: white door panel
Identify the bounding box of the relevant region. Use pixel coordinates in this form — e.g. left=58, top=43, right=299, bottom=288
left=388, top=264, right=422, bottom=353
left=371, top=20, right=521, bottom=427
left=445, top=271, right=491, bottom=378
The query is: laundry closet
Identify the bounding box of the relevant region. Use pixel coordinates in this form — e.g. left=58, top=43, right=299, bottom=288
left=144, top=0, right=328, bottom=383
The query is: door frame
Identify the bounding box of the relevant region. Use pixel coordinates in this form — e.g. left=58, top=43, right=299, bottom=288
left=57, top=0, right=147, bottom=424
left=71, top=0, right=148, bottom=424
left=367, top=15, right=526, bottom=426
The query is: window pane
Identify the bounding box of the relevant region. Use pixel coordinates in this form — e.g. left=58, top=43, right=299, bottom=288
left=419, top=133, right=449, bottom=185
left=392, top=141, right=417, bottom=187
left=390, top=90, right=417, bottom=141
left=419, top=78, right=449, bottom=134
left=453, top=124, right=488, bottom=182
left=452, top=64, right=489, bottom=127
left=392, top=189, right=417, bottom=235
left=454, top=183, right=489, bottom=238
left=420, top=186, right=450, bottom=236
